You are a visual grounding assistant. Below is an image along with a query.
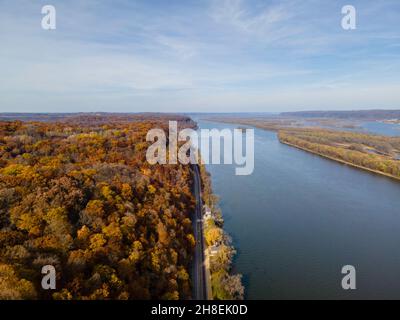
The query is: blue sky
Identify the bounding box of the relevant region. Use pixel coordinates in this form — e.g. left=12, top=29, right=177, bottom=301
left=0, top=0, right=399, bottom=113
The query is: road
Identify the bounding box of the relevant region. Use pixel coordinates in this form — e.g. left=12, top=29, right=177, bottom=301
left=192, top=164, right=207, bottom=300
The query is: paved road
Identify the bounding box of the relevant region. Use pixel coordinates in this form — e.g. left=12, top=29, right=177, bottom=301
left=192, top=164, right=207, bottom=300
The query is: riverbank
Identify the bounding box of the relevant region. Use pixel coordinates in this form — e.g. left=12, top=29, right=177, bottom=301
left=198, top=164, right=244, bottom=300
left=279, top=139, right=400, bottom=181
left=194, top=118, right=400, bottom=299
left=201, top=117, right=400, bottom=181
left=278, top=129, right=400, bottom=181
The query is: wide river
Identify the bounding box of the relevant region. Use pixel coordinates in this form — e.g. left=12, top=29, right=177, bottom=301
left=195, top=118, right=400, bottom=299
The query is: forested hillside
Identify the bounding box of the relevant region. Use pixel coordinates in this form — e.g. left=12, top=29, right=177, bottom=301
left=0, top=116, right=196, bottom=299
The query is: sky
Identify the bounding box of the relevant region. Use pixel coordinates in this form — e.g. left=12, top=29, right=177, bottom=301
left=0, top=0, right=399, bottom=113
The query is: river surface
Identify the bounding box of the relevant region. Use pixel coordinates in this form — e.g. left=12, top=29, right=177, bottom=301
left=194, top=118, right=400, bottom=299
left=360, top=121, right=400, bottom=136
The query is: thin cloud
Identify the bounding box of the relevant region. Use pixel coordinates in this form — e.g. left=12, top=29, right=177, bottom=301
left=0, top=0, right=399, bottom=112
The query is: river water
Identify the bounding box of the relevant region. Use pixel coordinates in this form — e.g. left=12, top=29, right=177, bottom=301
left=195, top=118, right=400, bottom=299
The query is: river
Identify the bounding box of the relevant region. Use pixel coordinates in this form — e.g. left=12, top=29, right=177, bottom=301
left=194, top=118, right=400, bottom=299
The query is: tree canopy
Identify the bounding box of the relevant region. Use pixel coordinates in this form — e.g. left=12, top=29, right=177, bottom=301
left=0, top=116, right=196, bottom=300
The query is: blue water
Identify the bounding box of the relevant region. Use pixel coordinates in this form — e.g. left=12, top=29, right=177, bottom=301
left=196, top=119, right=400, bottom=299
left=360, top=122, right=400, bottom=137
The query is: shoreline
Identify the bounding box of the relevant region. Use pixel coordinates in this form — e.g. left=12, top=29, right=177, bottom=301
left=201, top=118, right=400, bottom=182
left=279, top=139, right=400, bottom=182
left=197, top=163, right=245, bottom=300
left=192, top=118, right=245, bottom=300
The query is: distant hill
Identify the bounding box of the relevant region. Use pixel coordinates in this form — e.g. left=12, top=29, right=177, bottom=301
left=281, top=110, right=400, bottom=120
left=0, top=112, right=194, bottom=125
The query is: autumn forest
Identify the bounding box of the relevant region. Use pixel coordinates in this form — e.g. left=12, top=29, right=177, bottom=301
left=0, top=114, right=198, bottom=300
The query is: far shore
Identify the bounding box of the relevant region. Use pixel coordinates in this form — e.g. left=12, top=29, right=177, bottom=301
left=201, top=117, right=400, bottom=182
left=280, top=140, right=400, bottom=182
